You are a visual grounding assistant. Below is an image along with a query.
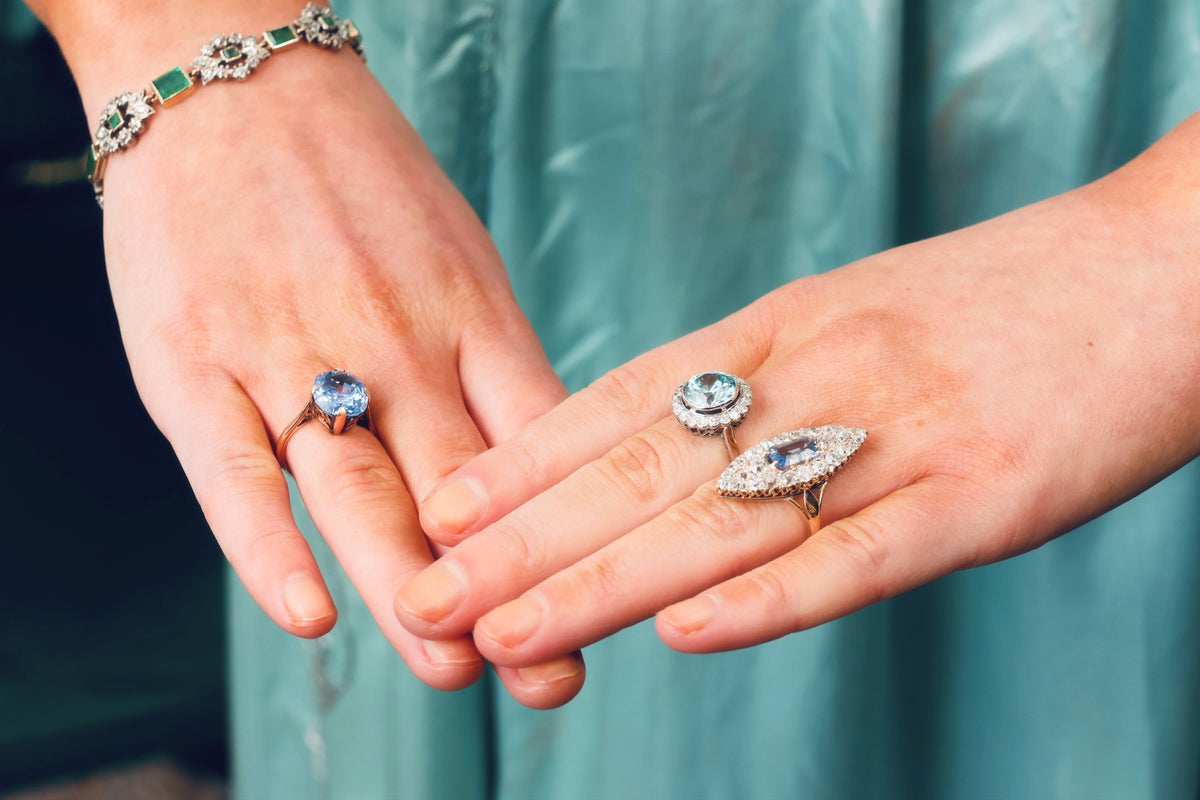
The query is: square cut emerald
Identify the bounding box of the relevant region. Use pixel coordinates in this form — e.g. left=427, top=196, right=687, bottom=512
left=220, top=45, right=244, bottom=62
left=319, top=14, right=337, bottom=30
left=152, top=66, right=194, bottom=105
left=265, top=25, right=299, bottom=49
left=106, top=111, right=123, bottom=131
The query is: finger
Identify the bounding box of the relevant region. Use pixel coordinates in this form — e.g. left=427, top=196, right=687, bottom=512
left=151, top=373, right=336, bottom=637
left=285, top=418, right=485, bottom=691
left=370, top=354, right=489, bottom=509
left=656, top=479, right=976, bottom=653
left=492, top=651, right=587, bottom=710
left=458, top=312, right=567, bottom=445
left=468, top=484, right=804, bottom=667
left=420, top=316, right=770, bottom=542
left=394, top=419, right=729, bottom=639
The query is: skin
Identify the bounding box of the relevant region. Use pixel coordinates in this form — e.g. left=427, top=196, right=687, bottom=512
left=31, top=0, right=585, bottom=707
left=29, top=0, right=1200, bottom=712
left=395, top=114, right=1200, bottom=700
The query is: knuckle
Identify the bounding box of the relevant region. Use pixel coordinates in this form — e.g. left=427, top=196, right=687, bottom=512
left=594, top=429, right=678, bottom=504
left=202, top=448, right=283, bottom=506
left=586, top=364, right=658, bottom=421
left=326, top=451, right=405, bottom=507
left=668, top=491, right=753, bottom=538
left=486, top=519, right=545, bottom=575
left=243, top=526, right=299, bottom=563
left=500, top=435, right=542, bottom=482
left=565, top=553, right=624, bottom=603
left=740, top=567, right=794, bottom=613
left=820, top=516, right=889, bottom=604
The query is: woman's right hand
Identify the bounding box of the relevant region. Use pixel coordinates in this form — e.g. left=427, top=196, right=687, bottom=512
left=37, top=0, right=587, bottom=708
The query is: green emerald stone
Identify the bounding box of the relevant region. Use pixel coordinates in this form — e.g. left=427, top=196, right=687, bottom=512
left=265, top=25, right=298, bottom=48
left=106, top=111, right=123, bottom=131
left=220, top=45, right=244, bottom=62
left=152, top=66, right=193, bottom=103
left=85, top=146, right=96, bottom=179
left=319, top=14, right=337, bottom=30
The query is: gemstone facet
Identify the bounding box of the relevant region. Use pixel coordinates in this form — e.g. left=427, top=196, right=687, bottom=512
left=264, top=25, right=300, bottom=49
left=151, top=66, right=196, bottom=106
left=680, top=371, right=739, bottom=413
left=312, top=370, right=369, bottom=418
left=672, top=371, right=752, bottom=435
left=767, top=436, right=817, bottom=470
left=717, top=426, right=867, bottom=500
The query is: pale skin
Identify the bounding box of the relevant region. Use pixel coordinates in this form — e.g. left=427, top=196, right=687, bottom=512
left=395, top=115, right=1200, bottom=692
left=32, top=0, right=585, bottom=707
left=32, top=1, right=1200, bottom=712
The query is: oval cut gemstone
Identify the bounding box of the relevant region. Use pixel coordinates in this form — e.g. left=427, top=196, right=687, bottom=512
left=312, top=370, right=369, bottom=418
left=767, top=436, right=817, bottom=470
left=681, top=371, right=739, bottom=412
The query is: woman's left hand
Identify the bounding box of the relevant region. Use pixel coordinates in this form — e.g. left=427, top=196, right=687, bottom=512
left=393, top=115, right=1200, bottom=703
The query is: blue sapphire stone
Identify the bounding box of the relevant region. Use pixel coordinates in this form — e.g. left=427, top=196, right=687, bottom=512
left=312, top=370, right=369, bottom=418
left=681, top=371, right=739, bottom=412
left=767, top=436, right=817, bottom=470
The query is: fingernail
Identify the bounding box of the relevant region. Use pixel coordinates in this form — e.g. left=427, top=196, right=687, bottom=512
left=422, top=479, right=487, bottom=535
left=477, top=596, right=543, bottom=648
left=422, top=638, right=482, bottom=667
left=661, top=594, right=717, bottom=634
left=395, top=561, right=468, bottom=624
left=517, top=658, right=582, bottom=686
left=283, top=574, right=336, bottom=624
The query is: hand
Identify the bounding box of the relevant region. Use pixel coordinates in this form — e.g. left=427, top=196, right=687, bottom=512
left=394, top=114, right=1200, bottom=701
left=49, top=2, right=586, bottom=706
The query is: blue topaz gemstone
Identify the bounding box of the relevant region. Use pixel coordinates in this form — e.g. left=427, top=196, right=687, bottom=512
left=312, top=370, right=369, bottom=418
left=680, top=371, right=739, bottom=413
left=767, top=436, right=817, bottom=470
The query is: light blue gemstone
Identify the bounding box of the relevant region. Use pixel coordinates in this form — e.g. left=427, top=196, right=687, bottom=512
left=681, top=371, right=739, bottom=412
left=312, top=370, right=368, bottom=418
left=767, top=436, right=817, bottom=470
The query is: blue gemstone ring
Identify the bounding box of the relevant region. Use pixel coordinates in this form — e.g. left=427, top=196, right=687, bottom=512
left=716, top=426, right=867, bottom=525
left=672, top=371, right=753, bottom=458
left=274, top=369, right=372, bottom=471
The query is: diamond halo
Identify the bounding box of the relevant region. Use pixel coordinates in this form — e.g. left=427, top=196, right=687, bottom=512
left=717, top=425, right=867, bottom=499
left=672, top=371, right=752, bottom=436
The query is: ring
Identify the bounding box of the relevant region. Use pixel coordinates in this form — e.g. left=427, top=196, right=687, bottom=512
left=717, top=426, right=867, bottom=532
left=672, top=371, right=752, bottom=458
left=274, top=369, right=372, bottom=471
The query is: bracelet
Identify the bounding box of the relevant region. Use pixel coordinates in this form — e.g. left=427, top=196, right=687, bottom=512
left=85, top=3, right=365, bottom=209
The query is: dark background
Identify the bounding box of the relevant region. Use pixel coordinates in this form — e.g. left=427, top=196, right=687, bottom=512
left=0, top=15, right=227, bottom=793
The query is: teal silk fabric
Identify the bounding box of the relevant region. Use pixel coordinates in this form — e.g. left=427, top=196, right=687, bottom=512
left=231, top=2, right=1200, bottom=798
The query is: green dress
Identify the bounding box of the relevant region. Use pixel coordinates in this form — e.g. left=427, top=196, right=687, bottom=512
left=232, top=2, right=1200, bottom=797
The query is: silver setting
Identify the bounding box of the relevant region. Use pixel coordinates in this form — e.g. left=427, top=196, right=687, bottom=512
left=672, top=374, right=752, bottom=436
left=717, top=426, right=867, bottom=500
left=94, top=91, right=154, bottom=155
left=192, top=33, right=271, bottom=84
left=296, top=3, right=351, bottom=49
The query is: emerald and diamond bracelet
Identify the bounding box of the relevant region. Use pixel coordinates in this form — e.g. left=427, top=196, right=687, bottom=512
left=86, top=3, right=365, bottom=209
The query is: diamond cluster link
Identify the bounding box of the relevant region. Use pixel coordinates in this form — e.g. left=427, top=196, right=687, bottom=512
left=717, top=425, right=867, bottom=499
left=672, top=376, right=752, bottom=436
left=192, top=32, right=271, bottom=83
left=95, top=92, right=154, bottom=154
left=296, top=3, right=351, bottom=49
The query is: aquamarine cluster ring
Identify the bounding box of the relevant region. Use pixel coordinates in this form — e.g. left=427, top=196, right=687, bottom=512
left=672, top=371, right=752, bottom=458
left=274, top=370, right=372, bottom=471
left=717, top=426, right=867, bottom=531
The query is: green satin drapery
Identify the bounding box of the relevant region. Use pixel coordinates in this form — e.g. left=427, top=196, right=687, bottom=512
left=232, top=2, right=1200, bottom=797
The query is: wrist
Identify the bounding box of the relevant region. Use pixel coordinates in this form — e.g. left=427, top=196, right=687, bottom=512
left=43, top=0, right=312, bottom=116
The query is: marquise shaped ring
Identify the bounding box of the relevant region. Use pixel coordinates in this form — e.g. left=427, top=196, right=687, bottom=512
left=717, top=426, right=867, bottom=534
left=274, top=369, right=373, bottom=472
left=672, top=371, right=752, bottom=459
